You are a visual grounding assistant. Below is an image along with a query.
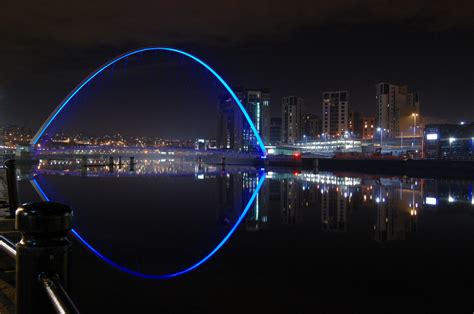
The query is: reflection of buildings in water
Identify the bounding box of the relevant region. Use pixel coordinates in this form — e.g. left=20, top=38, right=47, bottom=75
left=216, top=173, right=270, bottom=232
left=423, top=178, right=474, bottom=207
left=217, top=173, right=245, bottom=227
left=373, top=182, right=418, bottom=242
left=321, top=186, right=350, bottom=232
left=280, top=178, right=305, bottom=225
left=246, top=176, right=270, bottom=231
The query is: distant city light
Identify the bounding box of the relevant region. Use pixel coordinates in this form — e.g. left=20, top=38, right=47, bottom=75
left=460, top=121, right=465, bottom=125
left=425, top=197, right=437, bottom=205
left=448, top=195, right=455, bottom=203
left=426, top=133, right=438, bottom=140
left=449, top=137, right=456, bottom=144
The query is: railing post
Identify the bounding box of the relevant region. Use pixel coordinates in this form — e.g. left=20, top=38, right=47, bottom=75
left=15, top=202, right=73, bottom=314
left=4, top=159, right=19, bottom=218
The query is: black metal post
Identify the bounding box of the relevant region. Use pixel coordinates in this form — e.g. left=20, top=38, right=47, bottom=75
left=108, top=156, right=114, bottom=173
left=4, top=159, right=19, bottom=218
left=130, top=156, right=135, bottom=172
left=15, top=202, right=74, bottom=314
left=198, top=156, right=202, bottom=170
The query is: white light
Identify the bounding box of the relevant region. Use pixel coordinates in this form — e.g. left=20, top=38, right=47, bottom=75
left=426, top=133, right=438, bottom=140
left=460, top=121, right=465, bottom=125
left=449, top=137, right=456, bottom=144
left=376, top=197, right=380, bottom=203
left=197, top=174, right=204, bottom=180
left=448, top=196, right=455, bottom=203
left=426, top=197, right=437, bottom=205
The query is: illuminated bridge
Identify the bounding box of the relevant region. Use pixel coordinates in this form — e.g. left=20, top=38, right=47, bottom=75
left=27, top=47, right=268, bottom=279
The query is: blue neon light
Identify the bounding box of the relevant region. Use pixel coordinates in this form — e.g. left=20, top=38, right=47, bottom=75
left=31, top=47, right=267, bottom=156
left=31, top=174, right=266, bottom=279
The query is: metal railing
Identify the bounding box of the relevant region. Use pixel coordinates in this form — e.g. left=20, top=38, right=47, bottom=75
left=0, top=163, right=80, bottom=313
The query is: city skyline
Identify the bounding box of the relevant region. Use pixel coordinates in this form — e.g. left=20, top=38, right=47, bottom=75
left=1, top=2, right=473, bottom=130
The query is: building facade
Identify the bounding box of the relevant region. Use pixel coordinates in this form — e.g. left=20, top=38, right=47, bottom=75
left=361, top=117, right=375, bottom=140
left=281, top=96, right=304, bottom=144
left=376, top=83, right=420, bottom=138
left=424, top=123, right=474, bottom=160
left=269, top=117, right=282, bottom=145
left=302, top=114, right=321, bottom=140
left=217, top=88, right=270, bottom=151
left=322, top=91, right=349, bottom=137
left=348, top=111, right=362, bottom=138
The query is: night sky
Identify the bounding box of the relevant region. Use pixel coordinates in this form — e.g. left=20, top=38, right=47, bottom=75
left=1, top=1, right=473, bottom=137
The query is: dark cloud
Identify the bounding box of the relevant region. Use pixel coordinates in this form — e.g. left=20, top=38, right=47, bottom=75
left=2, top=1, right=473, bottom=49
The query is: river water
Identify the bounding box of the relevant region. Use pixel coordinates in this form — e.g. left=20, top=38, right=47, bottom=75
left=17, top=158, right=474, bottom=313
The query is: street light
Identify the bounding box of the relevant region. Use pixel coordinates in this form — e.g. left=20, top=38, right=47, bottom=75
left=411, top=113, right=418, bottom=147
left=377, top=127, right=382, bottom=147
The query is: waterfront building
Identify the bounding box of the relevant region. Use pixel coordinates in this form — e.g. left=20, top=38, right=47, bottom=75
left=302, top=114, right=321, bottom=141
left=269, top=117, right=282, bottom=145
left=348, top=111, right=362, bottom=138
left=281, top=96, right=304, bottom=144
left=361, top=117, right=375, bottom=140
left=322, top=91, right=349, bottom=137
left=217, top=88, right=270, bottom=151
left=424, top=123, right=474, bottom=160
left=376, top=83, right=420, bottom=138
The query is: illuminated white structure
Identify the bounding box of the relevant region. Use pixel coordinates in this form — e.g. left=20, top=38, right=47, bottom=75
left=322, top=91, right=349, bottom=137
left=376, top=83, right=419, bottom=138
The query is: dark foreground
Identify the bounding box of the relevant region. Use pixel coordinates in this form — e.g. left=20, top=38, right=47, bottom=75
left=2, top=167, right=474, bottom=313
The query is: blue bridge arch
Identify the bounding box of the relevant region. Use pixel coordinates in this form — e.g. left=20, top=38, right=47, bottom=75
left=31, top=47, right=267, bottom=156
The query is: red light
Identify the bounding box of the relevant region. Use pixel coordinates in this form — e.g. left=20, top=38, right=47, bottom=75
left=293, top=171, right=300, bottom=176
left=293, top=152, right=301, bottom=160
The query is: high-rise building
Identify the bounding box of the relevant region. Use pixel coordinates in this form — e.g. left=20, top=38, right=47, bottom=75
left=361, top=117, right=375, bottom=140
left=376, top=83, right=420, bottom=138
left=348, top=111, right=362, bottom=138
left=322, top=91, right=349, bottom=137
left=269, top=117, right=282, bottom=145
left=217, top=88, right=270, bottom=151
left=281, top=96, right=304, bottom=144
left=217, top=95, right=244, bottom=150
left=302, top=114, right=321, bottom=140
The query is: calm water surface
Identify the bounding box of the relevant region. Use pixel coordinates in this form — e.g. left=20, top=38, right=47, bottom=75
left=18, top=158, right=474, bottom=313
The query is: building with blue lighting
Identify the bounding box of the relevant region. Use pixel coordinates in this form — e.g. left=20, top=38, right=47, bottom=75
left=424, top=123, right=474, bottom=160
left=217, top=88, right=270, bottom=152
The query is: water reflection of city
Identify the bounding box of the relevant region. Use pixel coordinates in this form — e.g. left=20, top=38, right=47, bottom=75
left=35, top=158, right=474, bottom=243
left=241, top=172, right=474, bottom=243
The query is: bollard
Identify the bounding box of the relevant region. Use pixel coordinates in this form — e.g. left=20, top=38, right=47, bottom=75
left=198, top=156, right=203, bottom=170
left=15, top=202, right=73, bottom=314
left=4, top=159, right=19, bottom=218
left=81, top=156, right=87, bottom=167
left=130, top=157, right=135, bottom=172
left=108, top=156, right=114, bottom=173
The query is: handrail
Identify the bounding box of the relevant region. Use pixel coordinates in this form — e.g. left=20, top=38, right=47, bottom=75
left=0, top=235, right=16, bottom=259
left=39, top=274, right=80, bottom=314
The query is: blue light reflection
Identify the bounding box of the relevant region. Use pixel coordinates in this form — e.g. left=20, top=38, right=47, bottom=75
left=31, top=173, right=266, bottom=279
